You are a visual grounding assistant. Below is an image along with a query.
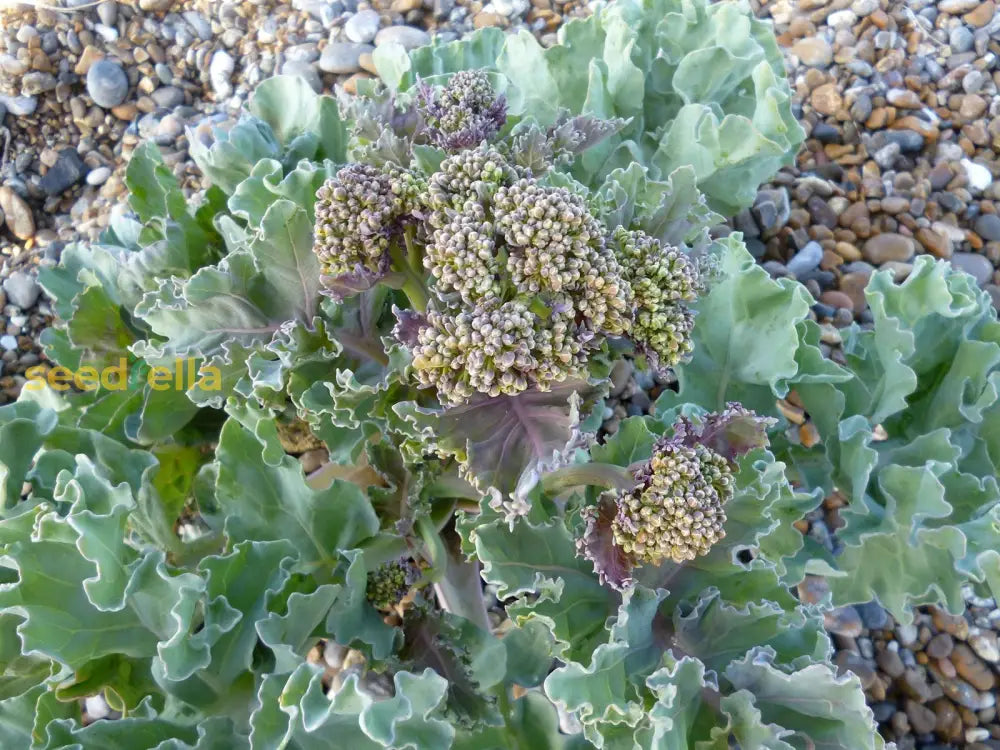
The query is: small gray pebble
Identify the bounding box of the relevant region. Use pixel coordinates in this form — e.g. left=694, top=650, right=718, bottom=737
left=787, top=241, right=824, bottom=276
left=345, top=9, right=380, bottom=43
left=86, top=59, right=129, bottom=108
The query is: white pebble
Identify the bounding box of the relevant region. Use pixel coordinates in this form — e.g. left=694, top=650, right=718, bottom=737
left=962, top=158, right=993, bottom=192
left=86, top=166, right=111, bottom=186
left=210, top=50, right=235, bottom=99
left=0, top=335, right=17, bottom=352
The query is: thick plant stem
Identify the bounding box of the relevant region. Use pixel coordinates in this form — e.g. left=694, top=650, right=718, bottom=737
left=541, top=463, right=637, bottom=494
left=390, top=237, right=429, bottom=313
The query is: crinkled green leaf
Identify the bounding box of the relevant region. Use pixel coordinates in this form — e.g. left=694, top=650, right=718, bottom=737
left=250, top=664, right=454, bottom=749
left=211, top=417, right=379, bottom=569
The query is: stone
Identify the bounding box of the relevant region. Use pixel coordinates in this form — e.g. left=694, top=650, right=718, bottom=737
left=872, top=143, right=901, bottom=170
left=787, top=241, right=824, bottom=276
left=210, top=51, right=235, bottom=99
left=86, top=166, right=111, bottom=186
left=753, top=188, right=790, bottom=230
left=887, top=88, right=922, bottom=108
left=975, top=214, right=1000, bottom=242
left=40, top=149, right=86, bottom=196
left=962, top=158, right=993, bottom=192
left=905, top=699, right=937, bottom=735
left=73, top=45, right=104, bottom=76
left=950, top=24, right=975, bottom=53
left=930, top=164, right=954, bottom=191
left=0, top=186, right=34, bottom=240
left=150, top=86, right=184, bottom=109
left=807, top=196, right=837, bottom=228
left=86, top=59, right=128, bottom=108
left=927, top=632, right=955, bottom=659
left=863, top=233, right=915, bottom=264
left=820, top=290, right=855, bottom=311
left=0, top=95, right=37, bottom=117
left=951, top=643, right=996, bottom=691
left=963, top=0, right=996, bottom=26
left=138, top=0, right=172, bottom=9
left=811, top=83, right=842, bottom=116
left=950, top=252, right=994, bottom=285
left=880, top=196, right=909, bottom=214
left=791, top=37, right=833, bottom=67
left=0, top=335, right=15, bottom=351
left=876, top=648, right=905, bottom=678
left=963, top=70, right=986, bottom=95
left=345, top=10, right=381, bottom=43
left=824, top=605, right=863, bottom=637
left=21, top=72, right=56, bottom=95
left=969, top=631, right=1000, bottom=663
left=916, top=227, right=952, bottom=258
left=473, top=11, right=506, bottom=27
left=900, top=667, right=934, bottom=701
left=374, top=25, right=431, bottom=49
left=960, top=94, right=988, bottom=120
left=2, top=271, right=41, bottom=309
left=939, top=0, right=979, bottom=12
left=884, top=128, right=925, bottom=153
left=319, top=42, right=371, bottom=74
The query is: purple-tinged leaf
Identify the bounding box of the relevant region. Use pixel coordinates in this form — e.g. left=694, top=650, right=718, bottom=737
left=577, top=493, right=634, bottom=590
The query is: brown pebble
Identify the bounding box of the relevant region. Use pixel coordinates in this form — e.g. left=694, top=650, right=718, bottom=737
left=951, top=644, right=996, bottom=691
left=473, top=11, right=507, bottom=27
left=933, top=698, right=962, bottom=740
left=863, top=233, right=915, bottom=264
left=73, top=45, right=104, bottom=76
left=916, top=226, right=952, bottom=258
left=811, top=83, right=843, bottom=116
left=932, top=608, right=970, bottom=640
left=887, top=89, right=922, bottom=109
left=840, top=271, right=871, bottom=310
left=964, top=0, right=996, bottom=26
left=880, top=196, right=909, bottom=214
left=820, top=289, right=855, bottom=311
left=960, top=95, right=988, bottom=121
left=835, top=241, right=862, bottom=261
left=799, top=422, right=821, bottom=448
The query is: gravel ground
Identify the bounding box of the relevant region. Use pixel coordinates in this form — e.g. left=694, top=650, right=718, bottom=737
left=2, top=0, right=1000, bottom=746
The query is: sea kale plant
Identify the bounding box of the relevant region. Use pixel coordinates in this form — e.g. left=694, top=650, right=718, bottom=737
left=1, top=0, right=998, bottom=748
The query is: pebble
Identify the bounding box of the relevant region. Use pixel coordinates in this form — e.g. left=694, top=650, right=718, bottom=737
left=951, top=643, right=996, bottom=691
left=86, top=59, right=129, bottom=109
left=791, top=37, right=833, bottom=67
left=863, top=233, right=915, bottom=264
left=811, top=83, right=842, bottom=116
left=2, top=271, right=41, bottom=310
left=950, top=252, right=994, bottom=286
left=787, top=241, right=824, bottom=276
left=0, top=187, right=34, bottom=240
left=916, top=227, right=952, bottom=259
left=85, top=167, right=111, bottom=186
left=374, top=25, right=431, bottom=49
left=345, top=10, right=381, bottom=43
left=151, top=86, right=184, bottom=109
left=825, top=605, right=864, bottom=637
left=40, top=149, right=86, bottom=196
left=962, top=159, right=993, bottom=192
left=975, top=215, right=1000, bottom=243
left=0, top=94, right=35, bottom=116
left=319, top=42, right=371, bottom=74
left=928, top=632, right=955, bottom=660
left=210, top=50, right=235, bottom=99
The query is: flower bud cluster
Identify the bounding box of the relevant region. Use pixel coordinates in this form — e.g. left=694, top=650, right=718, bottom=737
left=417, top=70, right=508, bottom=150
left=314, top=163, right=422, bottom=282
left=612, top=439, right=732, bottom=565
left=611, top=228, right=701, bottom=369
left=411, top=146, right=632, bottom=404
left=365, top=558, right=420, bottom=610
